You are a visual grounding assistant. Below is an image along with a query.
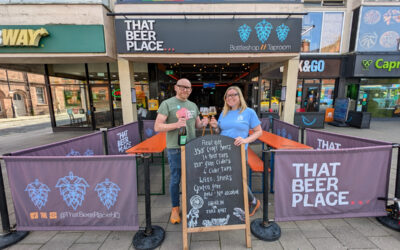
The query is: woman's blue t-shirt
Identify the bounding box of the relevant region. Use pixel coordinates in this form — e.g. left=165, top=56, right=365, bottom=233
left=218, top=108, right=261, bottom=150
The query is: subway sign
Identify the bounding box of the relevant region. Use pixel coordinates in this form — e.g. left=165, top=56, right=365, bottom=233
left=354, top=55, right=400, bottom=77
left=0, top=28, right=48, bottom=47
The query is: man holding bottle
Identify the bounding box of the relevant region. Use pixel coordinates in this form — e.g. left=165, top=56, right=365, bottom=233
left=154, top=78, right=209, bottom=224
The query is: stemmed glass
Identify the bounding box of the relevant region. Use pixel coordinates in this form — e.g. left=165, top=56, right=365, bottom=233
left=208, top=106, right=217, bottom=134
left=200, top=107, right=209, bottom=136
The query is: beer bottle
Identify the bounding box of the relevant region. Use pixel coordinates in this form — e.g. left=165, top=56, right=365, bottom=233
left=178, top=126, right=187, bottom=146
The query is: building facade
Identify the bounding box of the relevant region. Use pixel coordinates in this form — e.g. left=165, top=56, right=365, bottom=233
left=0, top=0, right=399, bottom=131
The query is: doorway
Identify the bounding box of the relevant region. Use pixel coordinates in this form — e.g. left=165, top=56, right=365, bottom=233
left=90, top=85, right=112, bottom=129
left=301, top=84, right=321, bottom=112
left=13, top=93, right=27, bottom=116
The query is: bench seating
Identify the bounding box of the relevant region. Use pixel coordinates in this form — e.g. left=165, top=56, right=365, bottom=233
left=248, top=147, right=270, bottom=193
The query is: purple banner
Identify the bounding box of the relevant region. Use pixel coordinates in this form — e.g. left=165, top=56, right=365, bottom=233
left=142, top=120, right=158, bottom=140
left=274, top=145, right=392, bottom=221
left=305, top=129, right=391, bottom=149
left=260, top=117, right=271, bottom=132
left=273, top=118, right=300, bottom=142
left=4, top=155, right=138, bottom=231
left=107, top=122, right=140, bottom=155
left=11, top=132, right=104, bottom=156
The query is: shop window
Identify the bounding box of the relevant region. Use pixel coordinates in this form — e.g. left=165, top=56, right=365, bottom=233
left=36, top=87, right=46, bottom=104
left=301, top=12, right=344, bottom=53
left=320, top=79, right=335, bottom=111
left=359, top=83, right=400, bottom=118
left=13, top=93, right=22, bottom=101
left=357, top=6, right=400, bottom=52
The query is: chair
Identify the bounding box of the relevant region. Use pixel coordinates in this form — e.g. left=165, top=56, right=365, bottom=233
left=67, top=108, right=83, bottom=125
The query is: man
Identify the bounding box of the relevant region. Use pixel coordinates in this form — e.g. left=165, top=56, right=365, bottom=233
left=154, top=78, right=208, bottom=224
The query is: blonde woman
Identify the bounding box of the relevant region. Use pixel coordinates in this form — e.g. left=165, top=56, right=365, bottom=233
left=210, top=86, right=262, bottom=216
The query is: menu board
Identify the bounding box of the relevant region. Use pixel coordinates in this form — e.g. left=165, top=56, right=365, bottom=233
left=183, top=135, right=247, bottom=228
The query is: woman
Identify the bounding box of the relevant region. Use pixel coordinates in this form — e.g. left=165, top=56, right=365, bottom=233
left=210, top=86, right=262, bottom=216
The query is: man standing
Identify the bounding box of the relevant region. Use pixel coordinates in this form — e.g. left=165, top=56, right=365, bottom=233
left=155, top=78, right=208, bottom=224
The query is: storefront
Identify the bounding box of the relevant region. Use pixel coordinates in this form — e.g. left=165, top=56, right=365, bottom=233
left=0, top=3, right=119, bottom=130
left=114, top=14, right=303, bottom=123
left=345, top=54, right=400, bottom=118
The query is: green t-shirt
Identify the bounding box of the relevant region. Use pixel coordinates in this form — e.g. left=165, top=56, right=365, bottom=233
left=158, top=97, right=200, bottom=149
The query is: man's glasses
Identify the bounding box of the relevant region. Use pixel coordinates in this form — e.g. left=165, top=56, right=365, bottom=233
left=226, top=93, right=239, bottom=98
left=176, top=85, right=192, bottom=91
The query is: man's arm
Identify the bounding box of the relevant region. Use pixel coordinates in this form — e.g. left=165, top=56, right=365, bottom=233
left=154, top=113, right=185, bottom=132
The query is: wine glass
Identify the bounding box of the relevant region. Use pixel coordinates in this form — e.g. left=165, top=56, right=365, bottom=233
left=209, top=106, right=217, bottom=117
left=200, top=107, right=209, bottom=117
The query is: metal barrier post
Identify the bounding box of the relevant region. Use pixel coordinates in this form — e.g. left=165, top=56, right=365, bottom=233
left=100, top=128, right=109, bottom=155
left=0, top=159, right=29, bottom=248
left=301, top=128, right=305, bottom=144
left=376, top=143, right=400, bottom=232
left=132, top=154, right=165, bottom=249
left=250, top=149, right=281, bottom=241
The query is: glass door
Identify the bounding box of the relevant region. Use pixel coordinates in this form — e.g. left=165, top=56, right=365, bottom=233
left=302, top=84, right=321, bottom=112
left=90, top=85, right=112, bottom=129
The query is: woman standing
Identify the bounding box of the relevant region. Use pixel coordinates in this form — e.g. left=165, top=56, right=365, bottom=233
left=210, top=86, right=262, bottom=216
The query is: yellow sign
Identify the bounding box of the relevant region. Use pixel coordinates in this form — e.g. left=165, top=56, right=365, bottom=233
left=0, top=28, right=49, bottom=47
left=148, top=99, right=159, bottom=111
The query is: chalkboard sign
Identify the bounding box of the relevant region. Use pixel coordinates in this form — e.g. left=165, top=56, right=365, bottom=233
left=181, top=135, right=251, bottom=250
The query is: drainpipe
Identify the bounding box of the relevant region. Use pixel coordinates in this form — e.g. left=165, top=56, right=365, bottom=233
left=5, top=70, right=16, bottom=118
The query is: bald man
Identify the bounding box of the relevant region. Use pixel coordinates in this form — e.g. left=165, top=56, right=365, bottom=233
left=154, top=78, right=208, bottom=224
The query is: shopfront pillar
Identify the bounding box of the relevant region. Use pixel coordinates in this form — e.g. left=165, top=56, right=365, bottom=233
left=118, top=58, right=138, bottom=124
left=282, top=57, right=299, bottom=124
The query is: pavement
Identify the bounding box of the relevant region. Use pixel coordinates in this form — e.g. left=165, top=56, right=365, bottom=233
left=0, top=116, right=399, bottom=250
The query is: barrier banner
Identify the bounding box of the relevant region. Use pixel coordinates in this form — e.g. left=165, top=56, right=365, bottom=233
left=260, top=117, right=272, bottom=132
left=4, top=155, right=138, bottom=231
left=274, top=146, right=392, bottom=221
left=11, top=132, right=104, bottom=156
left=305, top=129, right=391, bottom=149
left=142, top=120, right=158, bottom=140
left=273, top=118, right=300, bottom=142
left=107, top=122, right=140, bottom=155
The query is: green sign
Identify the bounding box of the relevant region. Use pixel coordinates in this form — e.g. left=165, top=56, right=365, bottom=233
left=0, top=25, right=105, bottom=53
left=112, top=89, right=121, bottom=98
left=165, top=70, right=174, bottom=75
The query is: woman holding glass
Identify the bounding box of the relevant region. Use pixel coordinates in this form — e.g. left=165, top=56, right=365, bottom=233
left=209, top=86, right=262, bottom=216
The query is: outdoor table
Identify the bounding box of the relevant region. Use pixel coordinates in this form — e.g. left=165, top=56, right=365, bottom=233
left=249, top=130, right=312, bottom=241
left=126, top=132, right=166, bottom=250
left=127, top=132, right=166, bottom=195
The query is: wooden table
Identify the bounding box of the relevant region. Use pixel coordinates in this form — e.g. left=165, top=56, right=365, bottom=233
left=257, top=130, right=312, bottom=150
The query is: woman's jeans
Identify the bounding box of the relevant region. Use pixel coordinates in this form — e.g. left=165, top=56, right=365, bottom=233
left=167, top=148, right=181, bottom=207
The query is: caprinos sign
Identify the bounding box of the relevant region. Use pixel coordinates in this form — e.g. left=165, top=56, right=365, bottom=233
left=354, top=55, right=400, bottom=77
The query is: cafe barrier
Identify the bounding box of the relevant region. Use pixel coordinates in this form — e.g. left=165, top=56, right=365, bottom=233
left=274, top=145, right=392, bottom=221
left=142, top=120, right=158, bottom=140
left=272, top=118, right=300, bottom=142
left=107, top=122, right=140, bottom=155
left=305, top=128, right=391, bottom=149
left=11, top=132, right=104, bottom=156
left=3, top=155, right=138, bottom=231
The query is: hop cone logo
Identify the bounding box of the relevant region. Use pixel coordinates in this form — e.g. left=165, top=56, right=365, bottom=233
left=66, top=149, right=94, bottom=156
left=255, top=20, right=273, bottom=44
left=238, top=24, right=252, bottom=42
left=276, top=23, right=290, bottom=42
left=55, top=172, right=89, bottom=210
left=66, top=149, right=81, bottom=156
left=25, top=179, right=50, bottom=210
left=95, top=178, right=121, bottom=210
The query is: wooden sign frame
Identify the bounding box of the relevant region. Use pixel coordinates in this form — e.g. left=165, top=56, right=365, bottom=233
left=181, top=142, right=251, bottom=250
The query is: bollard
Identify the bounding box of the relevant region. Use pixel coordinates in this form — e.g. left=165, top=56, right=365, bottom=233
left=0, top=158, right=29, bottom=248
left=301, top=128, right=305, bottom=144
left=250, top=149, right=281, bottom=241
left=132, top=153, right=165, bottom=249
left=376, top=143, right=400, bottom=232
